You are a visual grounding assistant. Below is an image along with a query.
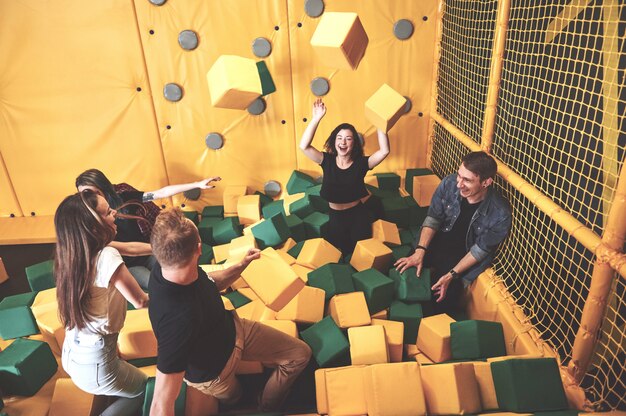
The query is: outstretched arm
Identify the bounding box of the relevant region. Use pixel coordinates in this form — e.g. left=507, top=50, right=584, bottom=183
left=110, top=264, right=149, bottom=308
left=367, top=129, right=390, bottom=169
left=209, top=248, right=261, bottom=291
left=143, top=177, right=222, bottom=202
left=108, top=241, right=152, bottom=257
left=299, top=99, right=326, bottom=164
left=150, top=369, right=184, bottom=416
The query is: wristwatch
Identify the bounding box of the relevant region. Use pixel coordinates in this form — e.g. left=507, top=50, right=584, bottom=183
left=449, top=269, right=459, bottom=280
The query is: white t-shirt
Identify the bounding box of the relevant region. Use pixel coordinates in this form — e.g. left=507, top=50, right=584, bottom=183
left=74, top=246, right=127, bottom=338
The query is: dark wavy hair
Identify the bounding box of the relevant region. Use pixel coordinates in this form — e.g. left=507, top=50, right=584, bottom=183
left=462, top=151, right=498, bottom=181
left=323, top=123, right=363, bottom=159
left=54, top=190, right=116, bottom=330
left=75, top=169, right=123, bottom=210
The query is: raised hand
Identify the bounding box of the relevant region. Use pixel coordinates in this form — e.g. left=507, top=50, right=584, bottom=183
left=196, top=177, right=222, bottom=189
left=312, top=98, right=327, bottom=121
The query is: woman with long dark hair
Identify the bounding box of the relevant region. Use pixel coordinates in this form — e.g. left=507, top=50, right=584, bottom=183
left=299, top=98, right=390, bottom=256
left=75, top=169, right=220, bottom=289
left=55, top=190, right=149, bottom=416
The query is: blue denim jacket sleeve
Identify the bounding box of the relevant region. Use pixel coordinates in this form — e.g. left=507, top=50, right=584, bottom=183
left=469, top=208, right=512, bottom=262
left=422, top=175, right=453, bottom=230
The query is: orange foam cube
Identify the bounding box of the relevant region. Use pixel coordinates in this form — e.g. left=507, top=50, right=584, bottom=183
left=118, top=309, right=157, bottom=360
left=412, top=175, right=441, bottom=207
left=420, top=362, right=482, bottom=415
left=416, top=313, right=456, bottom=363
left=237, top=194, right=261, bottom=225
left=348, top=325, right=388, bottom=365
left=328, top=292, right=371, bottom=329
left=364, top=362, right=427, bottom=416
left=310, top=12, right=369, bottom=70
left=371, top=318, right=404, bottom=362
left=365, top=83, right=407, bottom=132
left=223, top=185, right=247, bottom=214
left=350, top=238, right=393, bottom=272
left=297, top=238, right=342, bottom=269
left=276, top=286, right=325, bottom=324
left=371, top=219, right=401, bottom=246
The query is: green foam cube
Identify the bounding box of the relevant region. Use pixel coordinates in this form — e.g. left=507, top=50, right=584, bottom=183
left=25, top=260, right=55, bottom=291
left=0, top=338, right=57, bottom=396
left=374, top=173, right=401, bottom=191
left=399, top=229, right=415, bottom=245
left=285, top=215, right=306, bottom=242
left=254, top=191, right=273, bottom=207
left=143, top=376, right=187, bottom=415
left=289, top=195, right=317, bottom=219
left=198, top=216, right=222, bottom=245
left=224, top=290, right=252, bottom=309
left=451, top=320, right=506, bottom=360
left=303, top=212, right=329, bottom=239
left=304, top=184, right=322, bottom=196
left=352, top=269, right=394, bottom=314
left=287, top=240, right=305, bottom=258
left=382, top=197, right=410, bottom=228
left=390, top=244, right=412, bottom=262
left=262, top=200, right=285, bottom=219
left=198, top=243, right=214, bottom=265
left=366, top=184, right=401, bottom=199
left=201, top=205, right=224, bottom=218
left=0, top=292, right=39, bottom=340
left=251, top=213, right=290, bottom=248
left=491, top=358, right=568, bottom=412
left=286, top=171, right=316, bottom=195
left=212, top=217, right=242, bottom=245
left=300, top=316, right=349, bottom=367
left=256, top=60, right=276, bottom=96
left=307, top=263, right=356, bottom=301
left=389, top=300, right=423, bottom=344
left=388, top=267, right=431, bottom=302
left=404, top=195, right=428, bottom=226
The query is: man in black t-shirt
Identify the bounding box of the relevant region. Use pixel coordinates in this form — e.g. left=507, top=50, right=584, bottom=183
left=148, top=209, right=311, bottom=415
left=395, top=152, right=512, bottom=315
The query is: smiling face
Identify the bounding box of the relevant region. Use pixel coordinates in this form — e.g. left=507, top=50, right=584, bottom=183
left=456, top=163, right=492, bottom=203
left=335, top=129, right=354, bottom=158
left=95, top=195, right=117, bottom=234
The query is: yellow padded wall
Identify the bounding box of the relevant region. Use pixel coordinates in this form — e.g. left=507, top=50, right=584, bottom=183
left=288, top=0, right=438, bottom=179
left=133, top=0, right=297, bottom=211
left=0, top=0, right=166, bottom=216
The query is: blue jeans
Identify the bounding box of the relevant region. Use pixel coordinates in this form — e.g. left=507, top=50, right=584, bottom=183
left=62, top=330, right=147, bottom=416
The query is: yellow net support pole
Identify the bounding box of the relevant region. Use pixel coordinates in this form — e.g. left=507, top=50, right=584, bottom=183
left=480, top=0, right=510, bottom=153
left=426, top=0, right=445, bottom=170
left=569, top=151, right=626, bottom=384
left=432, top=111, right=626, bottom=280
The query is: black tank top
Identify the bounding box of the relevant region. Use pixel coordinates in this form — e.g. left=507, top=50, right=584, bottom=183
left=319, top=152, right=370, bottom=203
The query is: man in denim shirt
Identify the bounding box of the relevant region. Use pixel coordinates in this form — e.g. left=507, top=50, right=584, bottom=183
left=395, top=151, right=512, bottom=315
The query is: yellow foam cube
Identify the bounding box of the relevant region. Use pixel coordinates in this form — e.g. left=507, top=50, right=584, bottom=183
left=212, top=242, right=231, bottom=264
left=262, top=246, right=295, bottom=265
left=261, top=319, right=299, bottom=338
left=291, top=263, right=313, bottom=283
left=365, top=83, right=407, bottom=133
left=140, top=364, right=157, bottom=377
left=371, top=309, right=388, bottom=319
left=412, top=174, right=441, bottom=207
left=415, top=351, right=435, bottom=365
left=416, top=313, right=456, bottom=363
left=316, top=365, right=368, bottom=416
left=201, top=263, right=225, bottom=274
left=241, top=249, right=304, bottom=311
left=364, top=362, right=427, bottom=416
left=236, top=287, right=258, bottom=301
left=207, top=55, right=262, bottom=109
left=31, top=288, right=64, bottom=356
left=279, top=237, right=297, bottom=252
left=310, top=12, right=369, bottom=70
left=371, top=318, right=404, bottom=362
left=223, top=185, right=247, bottom=213
left=350, top=238, right=393, bottom=272
left=371, top=219, right=401, bottom=246
left=281, top=192, right=305, bottom=215
left=297, top=238, right=342, bottom=269
left=230, top=277, right=248, bottom=290
left=328, top=292, right=371, bottom=329
left=49, top=378, right=103, bottom=416
left=118, top=309, right=157, bottom=360
left=243, top=219, right=264, bottom=236
left=473, top=361, right=499, bottom=410
left=235, top=299, right=276, bottom=321
left=420, top=362, right=482, bottom=415
left=229, top=234, right=258, bottom=258
left=221, top=296, right=235, bottom=311
left=237, top=194, right=261, bottom=225
left=0, top=257, right=9, bottom=283
left=348, top=325, right=388, bottom=365
left=405, top=343, right=419, bottom=359
left=364, top=175, right=378, bottom=186
left=276, top=286, right=325, bottom=324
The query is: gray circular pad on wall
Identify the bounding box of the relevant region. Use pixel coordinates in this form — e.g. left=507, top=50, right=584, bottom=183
left=393, top=19, right=414, bottom=40
left=149, top=0, right=167, bottom=5
left=252, top=37, right=272, bottom=58
left=305, top=0, right=324, bottom=18
left=163, top=83, right=183, bottom=102
left=178, top=30, right=199, bottom=50
left=310, top=77, right=330, bottom=96
left=247, top=97, right=267, bottom=115
left=264, top=180, right=282, bottom=197
left=183, top=188, right=201, bottom=200
left=205, top=133, right=224, bottom=150
left=403, top=96, right=412, bottom=113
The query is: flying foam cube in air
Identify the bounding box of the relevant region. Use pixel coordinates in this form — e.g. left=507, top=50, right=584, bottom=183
left=207, top=55, right=263, bottom=109
left=416, top=313, right=456, bottom=363
left=348, top=325, right=388, bottom=365
left=365, top=84, right=407, bottom=132
left=310, top=12, right=369, bottom=70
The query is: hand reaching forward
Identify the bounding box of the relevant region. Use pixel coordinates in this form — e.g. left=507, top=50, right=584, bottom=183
left=242, top=248, right=261, bottom=267
left=312, top=98, right=327, bottom=121
left=196, top=177, right=222, bottom=189
left=393, top=249, right=425, bottom=276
